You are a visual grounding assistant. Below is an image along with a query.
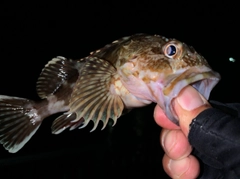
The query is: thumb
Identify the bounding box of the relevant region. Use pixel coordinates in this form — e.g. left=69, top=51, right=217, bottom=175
left=173, top=86, right=212, bottom=136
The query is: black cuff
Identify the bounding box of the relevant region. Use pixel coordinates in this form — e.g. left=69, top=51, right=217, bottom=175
left=188, top=102, right=240, bottom=178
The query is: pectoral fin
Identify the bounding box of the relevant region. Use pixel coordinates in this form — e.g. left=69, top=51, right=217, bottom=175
left=69, top=57, right=124, bottom=131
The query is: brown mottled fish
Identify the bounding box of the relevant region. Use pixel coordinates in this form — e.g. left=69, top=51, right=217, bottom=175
left=0, top=34, right=220, bottom=153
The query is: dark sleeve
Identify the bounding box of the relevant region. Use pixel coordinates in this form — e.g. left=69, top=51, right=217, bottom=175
left=188, top=101, right=240, bottom=179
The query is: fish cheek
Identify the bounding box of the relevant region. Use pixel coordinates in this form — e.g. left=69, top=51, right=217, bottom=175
left=118, top=62, right=135, bottom=78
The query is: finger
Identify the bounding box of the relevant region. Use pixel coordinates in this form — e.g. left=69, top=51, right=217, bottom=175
left=161, top=129, right=192, bottom=160
left=173, top=86, right=212, bottom=136
left=154, top=105, right=180, bottom=130
left=163, top=154, right=200, bottom=179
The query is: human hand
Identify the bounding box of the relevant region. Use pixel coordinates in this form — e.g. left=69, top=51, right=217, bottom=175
left=154, top=86, right=211, bottom=178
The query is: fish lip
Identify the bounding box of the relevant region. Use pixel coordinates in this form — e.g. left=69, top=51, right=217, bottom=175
left=161, top=67, right=221, bottom=125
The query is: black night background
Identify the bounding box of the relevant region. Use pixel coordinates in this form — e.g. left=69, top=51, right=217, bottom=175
left=0, top=1, right=240, bottom=178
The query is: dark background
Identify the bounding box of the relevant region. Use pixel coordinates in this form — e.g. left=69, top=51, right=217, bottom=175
left=0, top=1, right=240, bottom=178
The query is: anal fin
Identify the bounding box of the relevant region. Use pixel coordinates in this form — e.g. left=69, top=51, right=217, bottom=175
left=51, top=112, right=84, bottom=134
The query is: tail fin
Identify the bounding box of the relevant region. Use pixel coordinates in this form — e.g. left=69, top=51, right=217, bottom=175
left=0, top=95, right=43, bottom=153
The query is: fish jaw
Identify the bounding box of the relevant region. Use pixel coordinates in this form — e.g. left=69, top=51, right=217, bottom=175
left=115, top=63, right=157, bottom=108
left=149, top=66, right=221, bottom=125
left=110, top=82, right=150, bottom=109
left=117, top=62, right=220, bottom=125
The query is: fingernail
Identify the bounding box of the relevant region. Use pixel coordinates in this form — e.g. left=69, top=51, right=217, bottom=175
left=177, top=86, right=206, bottom=111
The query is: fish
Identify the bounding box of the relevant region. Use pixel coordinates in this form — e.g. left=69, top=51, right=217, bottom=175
left=0, top=34, right=220, bottom=153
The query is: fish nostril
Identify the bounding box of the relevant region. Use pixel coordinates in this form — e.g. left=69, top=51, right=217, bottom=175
left=186, top=46, right=197, bottom=58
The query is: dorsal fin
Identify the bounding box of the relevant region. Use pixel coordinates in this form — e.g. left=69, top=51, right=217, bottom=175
left=36, top=56, right=79, bottom=99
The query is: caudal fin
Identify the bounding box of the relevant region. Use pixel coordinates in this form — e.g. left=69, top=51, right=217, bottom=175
left=0, top=96, right=42, bottom=153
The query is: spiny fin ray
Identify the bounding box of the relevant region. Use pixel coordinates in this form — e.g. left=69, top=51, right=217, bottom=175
left=51, top=112, right=84, bottom=134
left=36, top=56, right=79, bottom=99
left=69, top=57, right=124, bottom=131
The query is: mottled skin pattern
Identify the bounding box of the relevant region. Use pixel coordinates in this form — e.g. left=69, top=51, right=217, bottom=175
left=91, top=34, right=209, bottom=70
left=88, top=34, right=219, bottom=122
left=0, top=34, right=220, bottom=153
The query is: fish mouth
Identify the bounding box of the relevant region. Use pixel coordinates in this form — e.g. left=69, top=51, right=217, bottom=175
left=191, top=80, right=212, bottom=97
left=161, top=67, right=221, bottom=125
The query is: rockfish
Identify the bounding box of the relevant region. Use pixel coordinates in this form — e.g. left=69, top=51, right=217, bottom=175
left=0, top=34, right=220, bottom=153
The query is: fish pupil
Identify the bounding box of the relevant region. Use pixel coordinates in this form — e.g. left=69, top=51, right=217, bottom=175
left=166, top=45, right=176, bottom=56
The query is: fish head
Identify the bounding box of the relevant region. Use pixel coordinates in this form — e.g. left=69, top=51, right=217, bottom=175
left=116, top=35, right=220, bottom=125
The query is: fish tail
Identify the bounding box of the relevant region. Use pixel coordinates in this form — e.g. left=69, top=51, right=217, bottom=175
left=0, top=95, right=44, bottom=153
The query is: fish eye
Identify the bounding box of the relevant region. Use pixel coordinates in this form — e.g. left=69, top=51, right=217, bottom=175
left=164, top=44, right=177, bottom=58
